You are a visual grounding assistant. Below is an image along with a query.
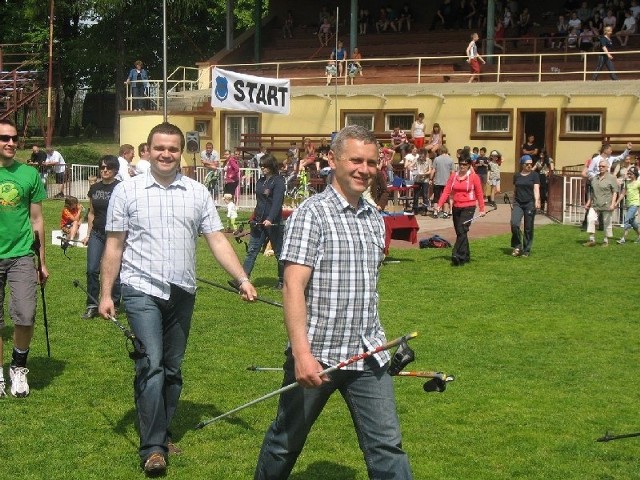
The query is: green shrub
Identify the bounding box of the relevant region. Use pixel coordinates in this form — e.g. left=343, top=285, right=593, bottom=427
left=56, top=144, right=103, bottom=166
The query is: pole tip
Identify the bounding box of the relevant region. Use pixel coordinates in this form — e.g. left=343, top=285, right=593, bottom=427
left=73, top=280, right=80, bottom=288
left=405, top=331, right=418, bottom=341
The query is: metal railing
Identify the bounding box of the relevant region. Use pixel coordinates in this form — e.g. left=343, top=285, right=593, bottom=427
left=56, top=165, right=261, bottom=210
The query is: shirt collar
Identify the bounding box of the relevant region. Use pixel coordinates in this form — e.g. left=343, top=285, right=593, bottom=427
left=326, top=185, right=372, bottom=215
left=143, top=169, right=187, bottom=190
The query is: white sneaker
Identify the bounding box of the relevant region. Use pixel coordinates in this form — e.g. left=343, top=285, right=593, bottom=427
left=617, top=238, right=626, bottom=244
left=0, top=379, right=6, bottom=398
left=10, top=366, right=29, bottom=397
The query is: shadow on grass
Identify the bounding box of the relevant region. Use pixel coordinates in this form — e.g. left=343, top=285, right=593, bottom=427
left=108, top=400, right=256, bottom=446
left=289, top=461, right=358, bottom=480
left=28, top=355, right=66, bottom=391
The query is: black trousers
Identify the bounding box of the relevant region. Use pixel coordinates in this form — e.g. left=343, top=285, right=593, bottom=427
left=452, top=206, right=475, bottom=263
left=511, top=201, right=536, bottom=254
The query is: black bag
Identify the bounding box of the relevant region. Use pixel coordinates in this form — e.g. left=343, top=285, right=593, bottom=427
left=419, top=235, right=452, bottom=249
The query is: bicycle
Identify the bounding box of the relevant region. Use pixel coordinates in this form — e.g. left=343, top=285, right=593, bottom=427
left=284, top=169, right=317, bottom=206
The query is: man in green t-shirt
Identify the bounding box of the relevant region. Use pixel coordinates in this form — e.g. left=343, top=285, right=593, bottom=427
left=0, top=118, right=48, bottom=398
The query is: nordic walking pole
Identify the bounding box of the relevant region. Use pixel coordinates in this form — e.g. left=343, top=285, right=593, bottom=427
left=394, top=371, right=455, bottom=381
left=195, top=331, right=418, bottom=429
left=32, top=232, right=50, bottom=357
left=196, top=277, right=283, bottom=308
left=597, top=431, right=640, bottom=442
left=72, top=280, right=146, bottom=360
left=463, top=204, right=498, bottom=225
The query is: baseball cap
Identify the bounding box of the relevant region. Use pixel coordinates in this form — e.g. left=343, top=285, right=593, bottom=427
left=520, top=155, right=532, bottom=164
left=490, top=150, right=501, bottom=157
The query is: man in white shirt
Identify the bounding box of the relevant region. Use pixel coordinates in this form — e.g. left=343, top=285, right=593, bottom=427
left=585, top=142, right=632, bottom=180
left=116, top=144, right=135, bottom=181
left=200, top=142, right=219, bottom=166
left=45, top=147, right=66, bottom=198
left=135, top=143, right=151, bottom=175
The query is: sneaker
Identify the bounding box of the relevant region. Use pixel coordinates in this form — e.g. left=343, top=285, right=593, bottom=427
left=617, top=238, right=626, bottom=244
left=512, top=248, right=521, bottom=257
left=143, top=452, right=166, bottom=476
left=0, top=379, right=6, bottom=398
left=521, top=252, right=529, bottom=257
left=81, top=306, right=98, bottom=319
left=583, top=240, right=596, bottom=247
left=9, top=366, right=29, bottom=397
left=601, top=242, right=609, bottom=247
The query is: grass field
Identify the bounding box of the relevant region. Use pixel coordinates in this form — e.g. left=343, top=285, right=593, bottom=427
left=1, top=199, right=639, bottom=479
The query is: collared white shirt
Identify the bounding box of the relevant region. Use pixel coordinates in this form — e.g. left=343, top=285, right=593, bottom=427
left=106, top=170, right=222, bottom=299
left=116, top=156, right=132, bottom=181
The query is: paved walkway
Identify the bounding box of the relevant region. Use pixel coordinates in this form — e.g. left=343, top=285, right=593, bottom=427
left=387, top=203, right=556, bottom=250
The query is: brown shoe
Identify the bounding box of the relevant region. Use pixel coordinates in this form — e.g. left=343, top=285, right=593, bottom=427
left=583, top=240, right=596, bottom=247
left=143, top=452, right=166, bottom=476
left=168, top=441, right=183, bottom=456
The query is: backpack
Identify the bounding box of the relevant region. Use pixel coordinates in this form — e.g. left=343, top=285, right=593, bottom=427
left=419, top=235, right=452, bottom=249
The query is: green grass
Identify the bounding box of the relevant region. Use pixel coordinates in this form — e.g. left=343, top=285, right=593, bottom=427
left=1, top=201, right=639, bottom=479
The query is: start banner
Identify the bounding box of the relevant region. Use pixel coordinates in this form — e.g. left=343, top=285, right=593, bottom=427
left=211, top=67, right=290, bottom=115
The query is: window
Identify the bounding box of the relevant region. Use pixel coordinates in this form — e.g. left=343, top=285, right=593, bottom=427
left=224, top=114, right=259, bottom=151
left=345, top=114, right=374, bottom=131
left=470, top=109, right=513, bottom=139
left=560, top=109, right=605, bottom=139
left=385, top=113, right=413, bottom=131
left=195, top=119, right=211, bottom=138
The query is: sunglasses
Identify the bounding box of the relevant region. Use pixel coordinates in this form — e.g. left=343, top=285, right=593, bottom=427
left=100, top=165, right=113, bottom=170
left=524, top=162, right=533, bottom=166
left=0, top=134, right=19, bottom=143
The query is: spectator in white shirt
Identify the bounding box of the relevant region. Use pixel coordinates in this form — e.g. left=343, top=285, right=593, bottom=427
left=45, top=147, right=66, bottom=198
left=116, top=144, right=135, bottom=181
left=135, top=142, right=151, bottom=175
left=616, top=10, right=637, bottom=46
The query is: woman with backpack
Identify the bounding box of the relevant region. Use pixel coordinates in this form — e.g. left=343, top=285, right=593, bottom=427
left=434, top=152, right=485, bottom=266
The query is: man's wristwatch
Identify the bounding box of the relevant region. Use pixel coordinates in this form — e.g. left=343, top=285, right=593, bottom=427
left=237, top=276, right=250, bottom=286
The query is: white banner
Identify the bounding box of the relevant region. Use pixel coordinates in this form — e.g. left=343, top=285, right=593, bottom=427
left=211, top=67, right=290, bottom=115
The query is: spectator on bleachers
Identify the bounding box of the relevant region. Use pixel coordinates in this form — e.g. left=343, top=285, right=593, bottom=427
left=592, top=12, right=604, bottom=33
left=430, top=0, right=455, bottom=30
left=316, top=5, right=330, bottom=33
left=325, top=57, right=337, bottom=85
left=411, top=113, right=426, bottom=149
left=579, top=24, right=596, bottom=51
left=577, top=1, right=592, bottom=24
left=615, top=9, right=636, bottom=46
left=494, top=19, right=506, bottom=51
left=549, top=15, right=569, bottom=48
left=301, top=137, right=316, bottom=169
left=316, top=138, right=330, bottom=171
left=378, top=141, right=395, bottom=183
left=358, top=9, right=371, bottom=34
left=398, top=3, right=413, bottom=31
left=631, top=0, right=640, bottom=19
left=568, top=11, right=582, bottom=31
left=425, top=123, right=444, bottom=154
left=282, top=10, right=294, bottom=39
left=318, top=17, right=332, bottom=46
left=516, top=7, right=531, bottom=38
left=457, top=0, right=476, bottom=30
left=603, top=9, right=617, bottom=30
left=391, top=126, right=410, bottom=157
left=376, top=7, right=396, bottom=33
left=331, top=40, right=347, bottom=77
left=386, top=5, right=400, bottom=31
left=350, top=47, right=363, bottom=77
left=362, top=165, right=390, bottom=211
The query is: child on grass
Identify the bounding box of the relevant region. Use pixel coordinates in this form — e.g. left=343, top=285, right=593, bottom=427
left=223, top=193, right=237, bottom=233
left=60, top=195, right=83, bottom=243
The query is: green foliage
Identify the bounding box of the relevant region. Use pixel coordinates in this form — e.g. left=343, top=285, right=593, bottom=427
left=56, top=144, right=105, bottom=166
left=4, top=206, right=636, bottom=479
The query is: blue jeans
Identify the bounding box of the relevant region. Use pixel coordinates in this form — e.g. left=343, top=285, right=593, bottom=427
left=243, top=224, right=284, bottom=282
left=254, top=352, right=412, bottom=479
left=511, top=201, right=536, bottom=254
left=593, top=55, right=618, bottom=80
left=623, top=205, right=639, bottom=232
left=86, top=231, right=121, bottom=307
left=121, top=284, right=195, bottom=461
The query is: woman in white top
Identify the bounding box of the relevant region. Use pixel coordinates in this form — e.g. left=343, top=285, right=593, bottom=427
left=410, top=113, right=426, bottom=149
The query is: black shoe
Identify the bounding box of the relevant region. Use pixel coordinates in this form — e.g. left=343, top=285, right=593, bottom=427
left=451, top=257, right=460, bottom=266
left=81, top=306, right=98, bottom=319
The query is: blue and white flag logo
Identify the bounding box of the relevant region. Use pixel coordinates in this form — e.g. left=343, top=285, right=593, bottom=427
left=211, top=67, right=290, bottom=115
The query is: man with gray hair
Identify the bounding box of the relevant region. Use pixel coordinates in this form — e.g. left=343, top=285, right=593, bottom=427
left=584, top=159, right=618, bottom=247
left=254, top=125, right=413, bottom=480
left=431, top=145, right=455, bottom=217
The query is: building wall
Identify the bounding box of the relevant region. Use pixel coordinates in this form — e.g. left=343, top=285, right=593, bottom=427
left=121, top=91, right=640, bottom=173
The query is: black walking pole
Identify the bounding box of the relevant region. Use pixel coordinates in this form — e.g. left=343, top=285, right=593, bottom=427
left=32, top=232, right=51, bottom=357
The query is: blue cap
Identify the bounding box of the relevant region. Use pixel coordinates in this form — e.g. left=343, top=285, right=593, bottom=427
left=520, top=155, right=532, bottom=164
